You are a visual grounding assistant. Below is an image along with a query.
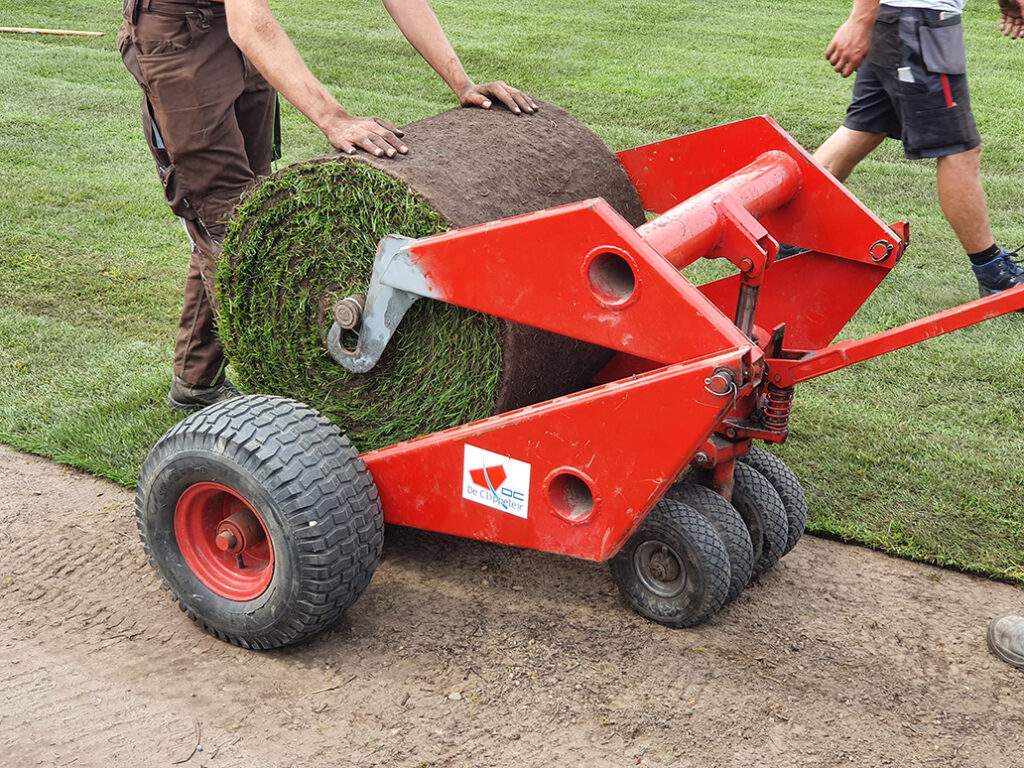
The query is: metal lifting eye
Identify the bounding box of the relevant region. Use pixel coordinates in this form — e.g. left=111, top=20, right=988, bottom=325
left=869, top=239, right=894, bottom=263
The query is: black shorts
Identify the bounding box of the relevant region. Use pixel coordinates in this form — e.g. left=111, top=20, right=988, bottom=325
left=844, top=7, right=981, bottom=160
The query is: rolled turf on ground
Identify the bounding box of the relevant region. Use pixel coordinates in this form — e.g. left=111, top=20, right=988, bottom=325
left=217, top=103, right=645, bottom=451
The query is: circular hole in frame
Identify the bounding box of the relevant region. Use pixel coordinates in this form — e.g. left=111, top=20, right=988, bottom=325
left=587, top=252, right=636, bottom=305
left=547, top=472, right=595, bottom=523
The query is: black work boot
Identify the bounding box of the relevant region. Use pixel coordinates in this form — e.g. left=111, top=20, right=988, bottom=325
left=168, top=376, right=241, bottom=412
left=988, top=614, right=1024, bottom=671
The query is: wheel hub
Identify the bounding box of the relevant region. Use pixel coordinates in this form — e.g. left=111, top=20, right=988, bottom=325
left=648, top=547, right=681, bottom=582
left=214, top=509, right=266, bottom=554
left=634, top=540, right=687, bottom=598
left=174, top=482, right=275, bottom=601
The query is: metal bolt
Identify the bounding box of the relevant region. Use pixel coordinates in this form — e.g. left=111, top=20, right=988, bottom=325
left=333, top=294, right=365, bottom=330
left=649, top=548, right=680, bottom=582
left=215, top=529, right=238, bottom=552
left=739, top=257, right=754, bottom=272
left=694, top=451, right=710, bottom=466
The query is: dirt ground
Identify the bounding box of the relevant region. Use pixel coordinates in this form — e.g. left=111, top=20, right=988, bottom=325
left=1, top=444, right=1021, bottom=767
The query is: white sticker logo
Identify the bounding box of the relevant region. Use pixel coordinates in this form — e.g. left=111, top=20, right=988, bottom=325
left=461, top=444, right=531, bottom=519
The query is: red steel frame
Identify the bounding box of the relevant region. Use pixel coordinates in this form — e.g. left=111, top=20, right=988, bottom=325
left=359, top=116, right=1024, bottom=564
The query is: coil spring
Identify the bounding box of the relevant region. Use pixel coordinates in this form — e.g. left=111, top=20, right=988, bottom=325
left=762, top=384, right=795, bottom=432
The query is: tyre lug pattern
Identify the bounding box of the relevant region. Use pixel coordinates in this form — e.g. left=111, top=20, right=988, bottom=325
left=730, top=463, right=789, bottom=577
left=738, top=446, right=808, bottom=555
left=137, top=395, right=383, bottom=649
left=664, top=481, right=753, bottom=604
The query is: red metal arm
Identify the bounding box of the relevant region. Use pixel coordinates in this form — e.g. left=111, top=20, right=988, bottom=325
left=362, top=350, right=746, bottom=562
left=636, top=150, right=800, bottom=270
left=766, top=285, right=1024, bottom=387
left=618, top=115, right=903, bottom=267
left=404, top=198, right=751, bottom=365
left=618, top=116, right=909, bottom=352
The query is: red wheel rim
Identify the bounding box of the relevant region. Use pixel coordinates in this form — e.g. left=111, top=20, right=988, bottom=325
left=174, top=482, right=275, bottom=601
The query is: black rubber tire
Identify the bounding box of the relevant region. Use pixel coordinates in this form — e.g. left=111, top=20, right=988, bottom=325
left=731, top=463, right=789, bottom=577
left=609, top=498, right=730, bottom=628
left=136, top=395, right=383, bottom=649
left=739, top=446, right=808, bottom=555
left=665, top=481, right=753, bottom=604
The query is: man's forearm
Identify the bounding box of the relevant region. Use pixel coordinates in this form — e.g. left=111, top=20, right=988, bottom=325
left=224, top=0, right=347, bottom=132
left=848, top=0, right=880, bottom=24
left=826, top=0, right=880, bottom=76
left=381, top=0, right=471, bottom=96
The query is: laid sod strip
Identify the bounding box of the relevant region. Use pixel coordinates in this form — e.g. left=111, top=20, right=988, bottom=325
left=3, top=0, right=1022, bottom=583
left=219, top=102, right=644, bottom=451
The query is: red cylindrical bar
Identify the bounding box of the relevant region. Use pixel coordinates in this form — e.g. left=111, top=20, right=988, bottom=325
left=636, top=150, right=802, bottom=268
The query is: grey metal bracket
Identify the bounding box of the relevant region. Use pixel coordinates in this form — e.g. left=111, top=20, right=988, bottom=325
left=327, top=234, right=440, bottom=374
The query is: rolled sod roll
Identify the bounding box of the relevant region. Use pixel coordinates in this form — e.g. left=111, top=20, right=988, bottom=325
left=218, top=102, right=645, bottom=452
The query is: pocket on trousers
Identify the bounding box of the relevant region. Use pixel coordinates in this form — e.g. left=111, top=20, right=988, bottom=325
left=903, top=97, right=972, bottom=152
left=137, top=50, right=200, bottom=125
left=867, top=19, right=901, bottom=70
left=133, top=11, right=193, bottom=56
left=918, top=22, right=967, bottom=75
left=158, top=162, right=198, bottom=221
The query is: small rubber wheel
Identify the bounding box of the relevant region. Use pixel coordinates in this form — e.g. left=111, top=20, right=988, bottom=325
left=731, top=463, right=789, bottom=577
left=610, top=498, right=730, bottom=628
left=739, top=446, right=808, bottom=554
left=665, top=481, right=753, bottom=603
left=136, top=395, right=383, bottom=649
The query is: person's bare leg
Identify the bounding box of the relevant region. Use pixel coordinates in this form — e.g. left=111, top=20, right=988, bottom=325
left=813, top=126, right=887, bottom=182
left=936, top=146, right=995, bottom=254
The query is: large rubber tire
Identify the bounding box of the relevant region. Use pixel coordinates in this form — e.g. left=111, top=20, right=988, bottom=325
left=665, top=481, right=753, bottom=604
left=136, top=395, right=383, bottom=649
left=610, top=498, right=730, bottom=628
left=739, top=446, right=808, bottom=554
left=730, top=463, right=789, bottom=577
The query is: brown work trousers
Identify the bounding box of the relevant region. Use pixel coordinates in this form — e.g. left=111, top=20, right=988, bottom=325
left=118, top=0, right=277, bottom=386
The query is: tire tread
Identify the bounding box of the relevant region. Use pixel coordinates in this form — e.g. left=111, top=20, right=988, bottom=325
left=136, top=395, right=383, bottom=649
left=665, top=482, right=753, bottom=603
left=739, top=446, right=808, bottom=554
left=731, top=463, right=788, bottom=577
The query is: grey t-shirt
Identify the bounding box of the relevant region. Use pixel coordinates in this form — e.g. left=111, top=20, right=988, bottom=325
left=882, top=0, right=966, bottom=13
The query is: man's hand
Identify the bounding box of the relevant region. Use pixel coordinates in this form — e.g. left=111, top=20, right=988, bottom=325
left=1000, top=0, right=1024, bottom=38
left=323, top=116, right=408, bottom=158
left=381, top=2, right=540, bottom=115
left=826, top=17, right=874, bottom=77
left=225, top=0, right=411, bottom=157
left=458, top=81, right=538, bottom=114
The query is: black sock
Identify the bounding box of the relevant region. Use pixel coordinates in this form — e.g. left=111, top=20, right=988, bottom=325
left=968, top=243, right=1001, bottom=266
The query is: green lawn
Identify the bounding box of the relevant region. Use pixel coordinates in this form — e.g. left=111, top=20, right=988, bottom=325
left=1, top=0, right=1021, bottom=580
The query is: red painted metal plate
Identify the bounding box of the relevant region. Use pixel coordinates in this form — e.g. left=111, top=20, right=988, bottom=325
left=361, top=350, right=748, bottom=562
left=405, top=199, right=749, bottom=366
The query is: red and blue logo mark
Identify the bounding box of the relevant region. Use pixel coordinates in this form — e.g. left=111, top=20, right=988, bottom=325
left=469, top=465, right=507, bottom=495
left=462, top=445, right=531, bottom=519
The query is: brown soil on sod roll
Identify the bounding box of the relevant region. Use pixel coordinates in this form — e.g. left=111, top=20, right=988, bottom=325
left=219, top=102, right=644, bottom=451
left=354, top=102, right=646, bottom=410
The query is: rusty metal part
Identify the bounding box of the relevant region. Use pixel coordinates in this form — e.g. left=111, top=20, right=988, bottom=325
left=332, top=294, right=365, bottom=330
left=215, top=509, right=266, bottom=556
left=762, top=384, right=796, bottom=432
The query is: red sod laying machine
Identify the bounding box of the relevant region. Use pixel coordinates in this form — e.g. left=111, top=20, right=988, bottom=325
left=137, top=117, right=1024, bottom=649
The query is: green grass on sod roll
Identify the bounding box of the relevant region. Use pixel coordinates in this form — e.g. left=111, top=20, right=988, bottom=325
left=219, top=161, right=500, bottom=451
left=1, top=0, right=1022, bottom=582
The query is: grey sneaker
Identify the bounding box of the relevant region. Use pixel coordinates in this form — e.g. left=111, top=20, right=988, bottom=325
left=987, top=614, right=1024, bottom=670
left=168, top=376, right=241, bottom=412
